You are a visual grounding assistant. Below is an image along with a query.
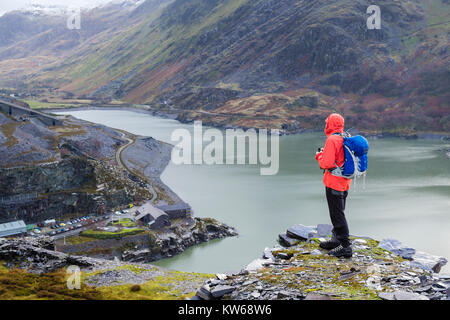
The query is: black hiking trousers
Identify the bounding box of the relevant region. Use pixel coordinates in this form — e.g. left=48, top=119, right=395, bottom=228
left=325, top=187, right=350, bottom=248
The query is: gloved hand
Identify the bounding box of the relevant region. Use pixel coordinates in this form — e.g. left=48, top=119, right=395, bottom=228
left=315, top=151, right=323, bottom=160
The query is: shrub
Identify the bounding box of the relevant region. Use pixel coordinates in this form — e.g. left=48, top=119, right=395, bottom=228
left=130, top=285, right=141, bottom=292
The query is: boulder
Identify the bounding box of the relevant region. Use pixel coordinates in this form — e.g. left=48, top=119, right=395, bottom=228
left=278, top=233, right=298, bottom=247
left=196, top=284, right=213, bottom=300
left=286, top=224, right=316, bottom=240
left=211, top=285, right=235, bottom=298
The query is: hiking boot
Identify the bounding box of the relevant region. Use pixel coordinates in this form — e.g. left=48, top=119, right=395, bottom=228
left=328, top=245, right=352, bottom=258
left=319, top=239, right=340, bottom=250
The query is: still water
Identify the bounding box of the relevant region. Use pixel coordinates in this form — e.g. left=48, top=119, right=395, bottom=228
left=57, top=110, right=450, bottom=273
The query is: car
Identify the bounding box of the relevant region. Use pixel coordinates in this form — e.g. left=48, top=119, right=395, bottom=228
left=76, top=224, right=82, bottom=228
left=123, top=210, right=129, bottom=214
left=60, top=223, right=66, bottom=227
left=33, top=229, right=41, bottom=234
left=50, top=231, right=56, bottom=236
left=66, top=221, right=72, bottom=225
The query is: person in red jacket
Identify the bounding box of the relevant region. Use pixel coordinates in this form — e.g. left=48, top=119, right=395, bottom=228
left=315, top=113, right=352, bottom=258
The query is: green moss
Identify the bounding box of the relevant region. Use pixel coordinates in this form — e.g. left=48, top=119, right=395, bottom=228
left=0, top=266, right=103, bottom=300
left=63, top=236, right=97, bottom=245
left=109, top=218, right=136, bottom=228
left=115, top=265, right=149, bottom=274
left=80, top=228, right=145, bottom=240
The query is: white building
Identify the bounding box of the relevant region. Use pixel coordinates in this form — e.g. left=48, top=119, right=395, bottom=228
left=0, top=220, right=27, bottom=237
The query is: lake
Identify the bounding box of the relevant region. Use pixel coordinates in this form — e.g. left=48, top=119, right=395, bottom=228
left=56, top=109, right=450, bottom=274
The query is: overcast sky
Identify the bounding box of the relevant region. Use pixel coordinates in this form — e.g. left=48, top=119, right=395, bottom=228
left=0, top=0, right=113, bottom=16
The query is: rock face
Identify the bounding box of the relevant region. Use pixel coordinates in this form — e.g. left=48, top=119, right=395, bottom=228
left=193, top=224, right=449, bottom=301
left=0, top=113, right=158, bottom=223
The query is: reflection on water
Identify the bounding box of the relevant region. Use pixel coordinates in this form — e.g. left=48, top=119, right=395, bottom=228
left=56, top=110, right=450, bottom=274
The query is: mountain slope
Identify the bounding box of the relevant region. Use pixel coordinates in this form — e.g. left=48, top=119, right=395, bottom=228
left=1, top=0, right=449, bottom=133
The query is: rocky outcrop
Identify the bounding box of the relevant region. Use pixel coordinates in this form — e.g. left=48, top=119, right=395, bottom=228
left=0, top=112, right=168, bottom=223
left=121, top=217, right=238, bottom=263
left=0, top=237, right=99, bottom=274
left=192, top=224, right=449, bottom=301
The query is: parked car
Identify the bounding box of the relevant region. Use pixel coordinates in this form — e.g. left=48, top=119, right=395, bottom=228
left=50, top=231, right=56, bottom=236
left=76, top=224, right=82, bottom=228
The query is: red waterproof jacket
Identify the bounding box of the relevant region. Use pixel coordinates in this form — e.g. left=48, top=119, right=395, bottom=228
left=315, top=113, right=352, bottom=192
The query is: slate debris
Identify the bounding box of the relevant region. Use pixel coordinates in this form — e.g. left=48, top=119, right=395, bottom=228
left=194, top=224, right=449, bottom=301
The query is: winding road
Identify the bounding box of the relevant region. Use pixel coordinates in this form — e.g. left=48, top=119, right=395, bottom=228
left=115, top=130, right=157, bottom=202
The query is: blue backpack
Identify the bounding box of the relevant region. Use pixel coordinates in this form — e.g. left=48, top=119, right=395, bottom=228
left=330, top=133, right=369, bottom=179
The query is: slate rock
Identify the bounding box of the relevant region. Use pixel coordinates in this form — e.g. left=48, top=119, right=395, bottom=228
left=393, top=290, right=429, bottom=300
left=196, top=284, right=213, bottom=300
left=378, top=292, right=395, bottom=300
left=379, top=238, right=416, bottom=259
left=263, top=247, right=274, bottom=260
left=287, top=224, right=317, bottom=240
left=278, top=233, right=298, bottom=247
left=317, top=224, right=333, bottom=237
left=216, top=273, right=228, bottom=280
left=211, top=285, right=235, bottom=298
left=408, top=251, right=448, bottom=273
left=277, top=252, right=293, bottom=260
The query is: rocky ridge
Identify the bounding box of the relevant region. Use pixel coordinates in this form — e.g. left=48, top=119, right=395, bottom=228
left=120, top=217, right=238, bottom=263
left=193, top=224, right=449, bottom=301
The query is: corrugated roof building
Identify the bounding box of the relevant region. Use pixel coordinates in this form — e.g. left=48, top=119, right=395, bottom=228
left=135, top=203, right=170, bottom=229
left=157, top=202, right=191, bottom=219
left=0, top=220, right=27, bottom=237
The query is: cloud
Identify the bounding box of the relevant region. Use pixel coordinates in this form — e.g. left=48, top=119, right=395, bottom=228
left=0, top=0, right=112, bottom=16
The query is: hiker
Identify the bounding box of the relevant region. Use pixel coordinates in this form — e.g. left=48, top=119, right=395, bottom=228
left=315, top=113, right=353, bottom=258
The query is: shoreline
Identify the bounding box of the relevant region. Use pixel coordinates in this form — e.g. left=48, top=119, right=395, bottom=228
left=41, top=105, right=450, bottom=141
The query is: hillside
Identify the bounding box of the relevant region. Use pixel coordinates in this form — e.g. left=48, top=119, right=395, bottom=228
left=0, top=0, right=449, bottom=134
